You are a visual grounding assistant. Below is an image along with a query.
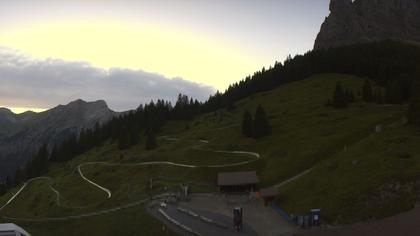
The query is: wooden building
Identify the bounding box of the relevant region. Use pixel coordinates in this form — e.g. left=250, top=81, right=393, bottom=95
left=217, top=171, right=259, bottom=193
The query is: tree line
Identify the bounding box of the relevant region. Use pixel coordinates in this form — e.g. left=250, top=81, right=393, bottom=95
left=242, top=105, right=271, bottom=139
left=201, top=40, right=420, bottom=113
left=2, top=40, right=420, bottom=194
left=1, top=94, right=204, bottom=194
left=327, top=82, right=355, bottom=108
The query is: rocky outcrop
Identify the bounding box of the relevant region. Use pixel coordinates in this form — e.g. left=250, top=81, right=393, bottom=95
left=314, top=0, right=420, bottom=50
left=0, top=100, right=119, bottom=179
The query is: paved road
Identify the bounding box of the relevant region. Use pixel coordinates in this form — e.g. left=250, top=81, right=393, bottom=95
left=148, top=204, right=258, bottom=236
left=179, top=193, right=297, bottom=236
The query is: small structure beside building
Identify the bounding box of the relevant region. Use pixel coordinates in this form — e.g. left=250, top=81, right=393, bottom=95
left=259, top=187, right=279, bottom=206
left=217, top=171, right=259, bottom=193
left=310, top=209, right=321, bottom=227
left=0, top=223, right=31, bottom=236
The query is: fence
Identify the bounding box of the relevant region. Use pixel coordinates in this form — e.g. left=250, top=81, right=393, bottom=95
left=271, top=204, right=293, bottom=223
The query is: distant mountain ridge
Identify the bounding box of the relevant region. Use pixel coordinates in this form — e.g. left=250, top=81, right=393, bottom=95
left=0, top=108, right=37, bottom=137
left=0, top=99, right=119, bottom=179
left=314, top=0, right=420, bottom=50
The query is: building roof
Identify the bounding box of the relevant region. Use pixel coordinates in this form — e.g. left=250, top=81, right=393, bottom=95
left=0, top=223, right=31, bottom=235
left=217, top=171, right=259, bottom=186
left=260, top=187, right=278, bottom=198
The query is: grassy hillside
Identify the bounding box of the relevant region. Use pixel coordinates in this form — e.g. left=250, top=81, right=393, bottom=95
left=1, top=73, right=415, bottom=235
left=279, top=118, right=420, bottom=223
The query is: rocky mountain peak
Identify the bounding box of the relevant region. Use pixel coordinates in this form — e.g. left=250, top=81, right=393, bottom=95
left=0, top=99, right=118, bottom=178
left=55, top=99, right=110, bottom=113
left=0, top=107, right=13, bottom=115
left=330, top=0, right=352, bottom=12
left=314, top=0, right=420, bottom=50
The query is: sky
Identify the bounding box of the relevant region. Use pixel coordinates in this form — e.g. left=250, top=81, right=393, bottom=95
left=0, top=0, right=330, bottom=113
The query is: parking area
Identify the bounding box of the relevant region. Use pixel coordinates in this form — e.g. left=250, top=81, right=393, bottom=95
left=148, top=193, right=297, bottom=236
left=148, top=203, right=257, bottom=236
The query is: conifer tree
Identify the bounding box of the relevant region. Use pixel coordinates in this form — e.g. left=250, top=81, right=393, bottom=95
left=408, top=80, right=420, bottom=127
left=241, top=110, right=253, bottom=138
left=253, top=105, right=271, bottom=138
left=5, top=176, right=12, bottom=189
left=26, top=144, right=49, bottom=178
left=118, top=131, right=130, bottom=150
left=0, top=182, right=6, bottom=196
left=374, top=88, right=385, bottom=104
left=345, top=88, right=355, bottom=103
left=14, top=167, right=25, bottom=186
left=129, top=127, right=140, bottom=146
left=385, top=80, right=403, bottom=104
left=332, top=82, right=347, bottom=108
left=362, top=79, right=373, bottom=102
left=145, top=129, right=157, bottom=150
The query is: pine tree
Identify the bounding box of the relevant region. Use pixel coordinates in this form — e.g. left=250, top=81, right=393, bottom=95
left=5, top=176, right=12, bottom=189
left=226, top=98, right=236, bottom=111
left=362, top=79, right=373, bottom=102
left=332, top=82, right=347, bottom=108
left=145, top=129, right=157, bottom=150
left=386, top=80, right=403, bottom=104
left=345, top=88, right=355, bottom=103
left=374, top=88, right=385, bottom=104
left=241, top=110, right=254, bottom=138
left=129, top=125, right=140, bottom=146
left=26, top=144, right=49, bottom=178
left=14, top=167, right=25, bottom=186
left=408, top=80, right=420, bottom=127
left=118, top=131, right=130, bottom=150
left=0, top=182, right=6, bottom=196
left=253, top=105, right=271, bottom=138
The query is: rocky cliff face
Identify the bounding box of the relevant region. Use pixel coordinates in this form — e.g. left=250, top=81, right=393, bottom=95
left=314, top=0, right=420, bottom=50
left=0, top=100, right=118, bottom=178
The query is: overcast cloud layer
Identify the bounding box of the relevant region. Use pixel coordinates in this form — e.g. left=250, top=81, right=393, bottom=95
left=0, top=47, right=215, bottom=111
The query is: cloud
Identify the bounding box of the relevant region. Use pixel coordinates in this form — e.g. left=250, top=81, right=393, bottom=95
left=0, top=47, right=215, bottom=111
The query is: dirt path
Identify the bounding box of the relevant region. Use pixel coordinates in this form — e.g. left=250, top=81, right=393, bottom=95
left=274, top=168, right=313, bottom=188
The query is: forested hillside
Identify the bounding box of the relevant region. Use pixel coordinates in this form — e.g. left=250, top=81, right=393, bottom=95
left=1, top=41, right=420, bottom=235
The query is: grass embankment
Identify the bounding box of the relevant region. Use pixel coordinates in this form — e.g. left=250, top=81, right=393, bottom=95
left=0, top=73, right=413, bottom=234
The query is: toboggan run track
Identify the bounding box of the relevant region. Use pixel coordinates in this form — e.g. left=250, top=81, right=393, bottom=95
left=0, top=136, right=261, bottom=221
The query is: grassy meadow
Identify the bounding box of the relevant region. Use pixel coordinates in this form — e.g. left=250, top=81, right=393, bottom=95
left=1, top=73, right=418, bottom=235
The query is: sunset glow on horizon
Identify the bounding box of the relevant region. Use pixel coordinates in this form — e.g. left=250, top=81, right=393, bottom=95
left=0, top=0, right=329, bottom=112
left=1, top=106, right=47, bottom=114
left=0, top=19, right=259, bottom=91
